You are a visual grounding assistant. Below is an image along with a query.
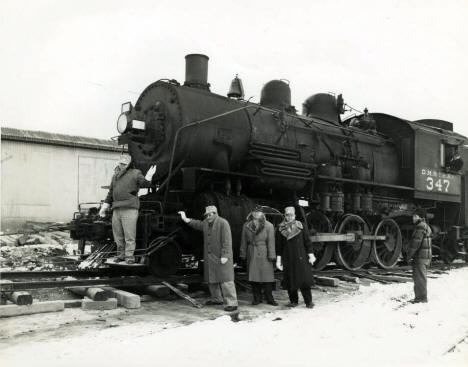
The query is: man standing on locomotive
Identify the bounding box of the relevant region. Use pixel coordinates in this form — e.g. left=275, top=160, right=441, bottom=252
left=239, top=207, right=278, bottom=306
left=99, top=154, right=156, bottom=264
left=406, top=208, right=432, bottom=303
left=276, top=206, right=316, bottom=308
left=178, top=206, right=238, bottom=312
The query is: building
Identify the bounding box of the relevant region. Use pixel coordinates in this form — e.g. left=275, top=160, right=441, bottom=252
left=1, top=127, right=125, bottom=232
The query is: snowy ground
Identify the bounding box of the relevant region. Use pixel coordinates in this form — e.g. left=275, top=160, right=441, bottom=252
left=1, top=268, right=467, bottom=367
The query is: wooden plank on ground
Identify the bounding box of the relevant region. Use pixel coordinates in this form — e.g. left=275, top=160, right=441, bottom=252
left=101, top=287, right=141, bottom=309
left=161, top=281, right=203, bottom=308
left=0, top=300, right=64, bottom=318
left=144, top=285, right=170, bottom=298
left=314, top=276, right=339, bottom=287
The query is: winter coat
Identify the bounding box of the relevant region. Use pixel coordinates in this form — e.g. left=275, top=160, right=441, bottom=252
left=104, top=167, right=151, bottom=210
left=240, top=220, right=276, bottom=282
left=188, top=215, right=235, bottom=283
left=407, top=220, right=432, bottom=264
left=276, top=220, right=314, bottom=290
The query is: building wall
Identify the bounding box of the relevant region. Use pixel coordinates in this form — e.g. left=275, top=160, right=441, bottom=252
left=1, top=140, right=121, bottom=231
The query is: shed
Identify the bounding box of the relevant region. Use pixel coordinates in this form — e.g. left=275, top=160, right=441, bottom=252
left=1, top=127, right=125, bottom=232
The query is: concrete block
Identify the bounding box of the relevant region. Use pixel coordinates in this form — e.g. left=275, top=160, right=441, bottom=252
left=64, top=299, right=83, bottom=308
left=0, top=301, right=64, bottom=318
left=101, top=287, right=140, bottom=309
left=81, top=297, right=117, bottom=310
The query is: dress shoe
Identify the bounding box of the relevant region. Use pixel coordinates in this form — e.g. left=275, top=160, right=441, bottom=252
left=410, top=298, right=428, bottom=304
left=267, top=300, right=278, bottom=306
left=205, top=300, right=223, bottom=306
left=251, top=300, right=261, bottom=305
left=286, top=302, right=298, bottom=308
left=306, top=303, right=315, bottom=309
left=224, top=306, right=238, bottom=312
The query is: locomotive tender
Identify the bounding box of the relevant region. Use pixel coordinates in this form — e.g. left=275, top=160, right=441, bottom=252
left=71, top=54, right=468, bottom=275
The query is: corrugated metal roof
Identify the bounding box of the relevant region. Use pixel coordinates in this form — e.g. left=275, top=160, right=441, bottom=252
left=1, top=127, right=126, bottom=152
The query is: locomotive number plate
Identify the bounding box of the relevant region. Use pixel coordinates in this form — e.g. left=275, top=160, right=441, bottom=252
left=417, top=168, right=461, bottom=195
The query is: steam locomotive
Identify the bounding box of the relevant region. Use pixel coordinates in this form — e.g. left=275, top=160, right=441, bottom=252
left=70, top=54, right=468, bottom=276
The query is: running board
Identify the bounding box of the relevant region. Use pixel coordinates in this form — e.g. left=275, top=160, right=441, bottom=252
left=310, top=233, right=387, bottom=243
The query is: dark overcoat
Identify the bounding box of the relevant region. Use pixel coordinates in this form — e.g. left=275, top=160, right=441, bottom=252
left=240, top=220, right=276, bottom=282
left=276, top=220, right=314, bottom=290
left=188, top=215, right=234, bottom=283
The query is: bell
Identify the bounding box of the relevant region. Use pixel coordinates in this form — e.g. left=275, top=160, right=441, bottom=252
left=227, top=74, right=244, bottom=99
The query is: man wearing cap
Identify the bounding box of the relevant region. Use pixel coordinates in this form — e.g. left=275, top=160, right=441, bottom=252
left=99, top=154, right=156, bottom=264
left=240, top=207, right=277, bottom=306
left=178, top=206, right=238, bottom=312
left=406, top=208, right=432, bottom=303
left=276, top=206, right=316, bottom=308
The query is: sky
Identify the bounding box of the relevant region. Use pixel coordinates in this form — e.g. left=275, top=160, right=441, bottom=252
left=0, top=0, right=467, bottom=139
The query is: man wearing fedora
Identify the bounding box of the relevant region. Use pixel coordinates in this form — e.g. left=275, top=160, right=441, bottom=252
left=407, top=208, right=432, bottom=303
left=179, top=206, right=238, bottom=312
left=99, top=154, right=156, bottom=264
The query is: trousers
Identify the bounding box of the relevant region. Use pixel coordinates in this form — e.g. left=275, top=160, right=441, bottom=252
left=251, top=282, right=275, bottom=303
left=412, top=261, right=429, bottom=301
left=288, top=287, right=312, bottom=305
left=112, top=207, right=138, bottom=259
left=208, top=281, right=238, bottom=307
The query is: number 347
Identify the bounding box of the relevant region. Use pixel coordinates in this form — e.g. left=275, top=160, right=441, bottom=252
left=426, top=177, right=450, bottom=192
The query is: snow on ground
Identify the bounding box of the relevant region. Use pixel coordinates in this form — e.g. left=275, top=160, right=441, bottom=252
left=1, top=268, right=468, bottom=367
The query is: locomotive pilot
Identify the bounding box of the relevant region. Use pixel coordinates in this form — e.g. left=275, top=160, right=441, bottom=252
left=406, top=208, right=432, bottom=303
left=276, top=206, right=316, bottom=308
left=99, top=154, right=156, bottom=264
left=178, top=206, right=238, bottom=312
left=240, top=207, right=278, bottom=306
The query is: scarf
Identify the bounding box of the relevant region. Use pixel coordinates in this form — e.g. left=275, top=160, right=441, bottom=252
left=278, top=220, right=303, bottom=240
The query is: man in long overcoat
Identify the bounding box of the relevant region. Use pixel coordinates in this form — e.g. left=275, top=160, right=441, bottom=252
left=406, top=208, right=432, bottom=303
left=276, top=206, right=316, bottom=308
left=240, top=208, right=277, bottom=306
left=179, top=206, right=238, bottom=311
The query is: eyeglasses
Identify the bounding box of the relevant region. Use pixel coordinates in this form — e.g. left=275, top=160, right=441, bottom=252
left=204, top=212, right=216, bottom=218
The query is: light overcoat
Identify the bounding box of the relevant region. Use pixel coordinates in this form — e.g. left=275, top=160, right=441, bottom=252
left=240, top=220, right=276, bottom=282
left=188, top=216, right=234, bottom=283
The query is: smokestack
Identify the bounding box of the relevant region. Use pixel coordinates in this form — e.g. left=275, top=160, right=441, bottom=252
left=184, top=54, right=210, bottom=91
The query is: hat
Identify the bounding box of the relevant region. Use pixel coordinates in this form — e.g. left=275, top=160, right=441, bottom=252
left=252, top=205, right=264, bottom=213
left=414, top=208, right=427, bottom=219
left=284, top=206, right=295, bottom=215
left=118, top=154, right=131, bottom=165
left=204, top=205, right=218, bottom=215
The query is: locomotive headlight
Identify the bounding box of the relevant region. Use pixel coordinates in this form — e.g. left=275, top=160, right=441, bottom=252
left=132, top=119, right=146, bottom=130
left=117, top=113, right=128, bottom=134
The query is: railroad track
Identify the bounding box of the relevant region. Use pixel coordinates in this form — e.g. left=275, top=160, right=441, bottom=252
left=1, top=261, right=466, bottom=292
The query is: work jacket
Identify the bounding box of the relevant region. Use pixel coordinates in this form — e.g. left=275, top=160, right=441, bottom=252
left=240, top=219, right=275, bottom=282
left=188, top=215, right=234, bottom=283
left=105, top=167, right=151, bottom=210
left=407, top=220, right=432, bottom=264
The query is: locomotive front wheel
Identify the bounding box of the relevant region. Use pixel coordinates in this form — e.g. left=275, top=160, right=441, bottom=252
left=334, top=214, right=372, bottom=271
left=307, top=211, right=335, bottom=270
left=147, top=238, right=182, bottom=277
left=371, top=219, right=402, bottom=269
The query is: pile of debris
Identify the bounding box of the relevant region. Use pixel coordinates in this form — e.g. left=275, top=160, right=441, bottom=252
left=0, top=225, right=78, bottom=271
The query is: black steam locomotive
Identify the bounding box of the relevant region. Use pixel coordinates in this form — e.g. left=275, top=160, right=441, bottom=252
left=70, top=54, right=468, bottom=275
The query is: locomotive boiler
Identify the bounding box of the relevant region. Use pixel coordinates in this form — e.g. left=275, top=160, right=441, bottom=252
left=70, top=54, right=468, bottom=275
